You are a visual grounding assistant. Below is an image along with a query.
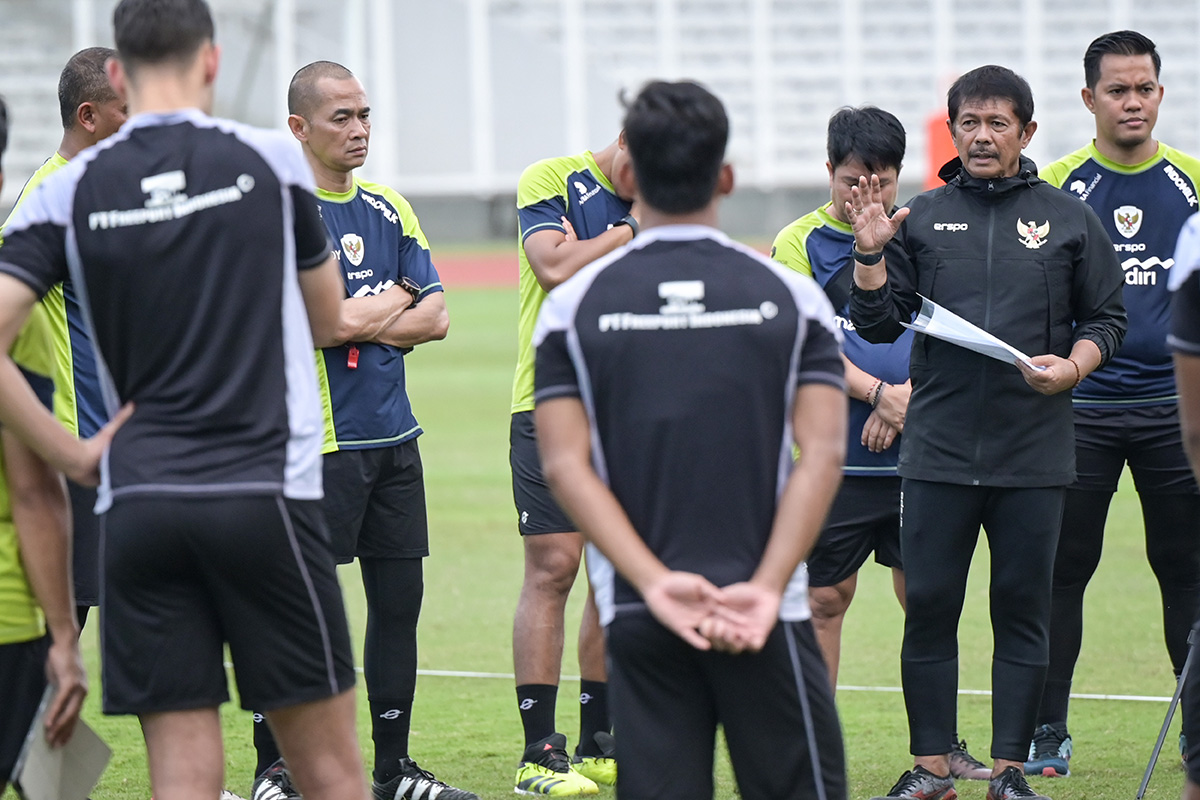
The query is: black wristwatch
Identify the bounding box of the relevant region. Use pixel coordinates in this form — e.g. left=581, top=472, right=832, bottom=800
left=399, top=276, right=422, bottom=300
left=852, top=246, right=884, bottom=265
left=613, top=213, right=639, bottom=238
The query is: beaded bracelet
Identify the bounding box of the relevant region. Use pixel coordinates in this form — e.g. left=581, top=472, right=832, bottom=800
left=1067, top=358, right=1082, bottom=389
left=870, top=380, right=886, bottom=409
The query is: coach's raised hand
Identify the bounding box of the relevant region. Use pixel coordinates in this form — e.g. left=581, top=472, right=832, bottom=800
left=847, top=173, right=909, bottom=291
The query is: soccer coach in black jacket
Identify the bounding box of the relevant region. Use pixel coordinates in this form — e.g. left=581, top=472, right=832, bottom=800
left=849, top=66, right=1126, bottom=800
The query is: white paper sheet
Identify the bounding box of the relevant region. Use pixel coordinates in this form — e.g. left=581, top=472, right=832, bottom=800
left=11, top=687, right=111, bottom=800
left=900, top=295, right=1046, bottom=371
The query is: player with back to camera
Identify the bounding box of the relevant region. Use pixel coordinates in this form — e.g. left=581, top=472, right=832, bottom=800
left=0, top=2, right=376, bottom=799
left=536, top=78, right=849, bottom=800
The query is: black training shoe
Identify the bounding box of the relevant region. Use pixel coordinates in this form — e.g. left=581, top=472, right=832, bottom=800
left=1023, top=723, right=1071, bottom=777
left=252, top=759, right=301, bottom=800
left=869, top=766, right=957, bottom=800
left=949, top=739, right=991, bottom=781
left=987, top=765, right=1051, bottom=800
left=372, top=758, right=480, bottom=800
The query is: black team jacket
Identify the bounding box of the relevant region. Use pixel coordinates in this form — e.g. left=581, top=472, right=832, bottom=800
left=850, top=156, right=1127, bottom=487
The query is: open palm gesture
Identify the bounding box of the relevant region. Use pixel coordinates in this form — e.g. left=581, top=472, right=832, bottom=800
left=846, top=174, right=909, bottom=254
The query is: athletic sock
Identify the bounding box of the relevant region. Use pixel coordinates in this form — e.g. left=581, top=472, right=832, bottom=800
left=253, top=712, right=282, bottom=776
left=577, top=680, right=610, bottom=756
left=371, top=696, right=415, bottom=783
left=1037, top=679, right=1071, bottom=728
left=517, top=684, right=559, bottom=749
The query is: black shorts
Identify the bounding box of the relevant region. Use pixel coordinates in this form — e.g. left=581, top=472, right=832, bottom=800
left=323, top=439, right=429, bottom=563
left=510, top=411, right=574, bottom=535
left=69, top=481, right=100, bottom=607
left=1073, top=405, right=1199, bottom=494
left=0, top=635, right=49, bottom=779
left=606, top=613, right=846, bottom=800
left=807, top=476, right=902, bottom=587
left=100, top=495, right=356, bottom=715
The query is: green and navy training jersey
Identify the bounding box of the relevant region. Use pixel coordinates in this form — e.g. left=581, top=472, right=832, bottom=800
left=0, top=314, right=55, bottom=645
left=512, top=150, right=631, bottom=413
left=772, top=202, right=912, bottom=476
left=315, top=178, right=442, bottom=452
left=2, top=153, right=103, bottom=436
left=1042, top=142, right=1200, bottom=408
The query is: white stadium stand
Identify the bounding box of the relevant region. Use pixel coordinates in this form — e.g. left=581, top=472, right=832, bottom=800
left=3, top=0, right=1200, bottom=236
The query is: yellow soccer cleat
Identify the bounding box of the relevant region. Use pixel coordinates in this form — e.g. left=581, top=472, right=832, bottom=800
left=571, top=731, right=616, bottom=786
left=515, top=733, right=600, bottom=796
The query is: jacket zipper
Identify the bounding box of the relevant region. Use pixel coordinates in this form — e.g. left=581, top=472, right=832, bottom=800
left=971, top=203, right=996, bottom=483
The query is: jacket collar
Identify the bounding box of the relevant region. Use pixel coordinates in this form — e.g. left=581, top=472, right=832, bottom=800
left=937, top=154, right=1042, bottom=195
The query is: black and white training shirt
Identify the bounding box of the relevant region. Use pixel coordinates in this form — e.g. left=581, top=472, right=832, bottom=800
left=0, top=109, right=333, bottom=511
left=533, top=225, right=844, bottom=624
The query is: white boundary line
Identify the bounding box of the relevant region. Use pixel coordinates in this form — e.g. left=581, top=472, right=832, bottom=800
left=221, top=663, right=1174, bottom=703
left=408, top=669, right=1175, bottom=704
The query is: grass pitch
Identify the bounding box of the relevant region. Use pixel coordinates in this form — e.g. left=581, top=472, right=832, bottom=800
left=5, top=286, right=1189, bottom=800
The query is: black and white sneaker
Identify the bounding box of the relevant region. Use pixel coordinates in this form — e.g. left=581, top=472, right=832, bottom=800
left=252, top=759, right=301, bottom=800
left=949, top=739, right=991, bottom=781
left=372, top=758, right=479, bottom=800
left=869, top=765, right=957, bottom=800
left=987, top=765, right=1050, bottom=800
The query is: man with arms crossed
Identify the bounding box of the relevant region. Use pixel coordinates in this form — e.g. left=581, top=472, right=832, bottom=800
left=1029, top=30, right=1200, bottom=777
left=1, top=46, right=127, bottom=632
left=248, top=60, right=475, bottom=800
left=536, top=79, right=848, bottom=800
left=850, top=65, right=1126, bottom=800
left=0, top=93, right=89, bottom=799
left=772, top=105, right=991, bottom=781
left=0, top=2, right=372, bottom=799
left=511, top=124, right=640, bottom=794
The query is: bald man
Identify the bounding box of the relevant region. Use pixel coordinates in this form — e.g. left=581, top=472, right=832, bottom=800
left=247, top=61, right=476, bottom=800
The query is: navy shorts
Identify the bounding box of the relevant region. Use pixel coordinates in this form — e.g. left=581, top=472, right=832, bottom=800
left=0, top=635, right=48, bottom=779
left=322, top=439, right=429, bottom=563
left=510, top=411, right=575, bottom=535
left=100, top=495, right=356, bottom=715
left=1072, top=405, right=1199, bottom=494
left=806, top=476, right=902, bottom=587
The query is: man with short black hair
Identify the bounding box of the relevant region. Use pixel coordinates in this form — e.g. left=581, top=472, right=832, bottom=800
left=773, top=105, right=992, bottom=782
left=772, top=105, right=910, bottom=686
left=536, top=79, right=848, bottom=800
left=850, top=65, right=1126, bottom=800
left=510, top=124, right=639, bottom=796
left=1029, top=30, right=1200, bottom=777
left=0, top=2, right=371, bottom=800
left=1, top=46, right=128, bottom=633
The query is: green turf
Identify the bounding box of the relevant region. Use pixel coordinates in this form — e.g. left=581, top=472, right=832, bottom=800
left=4, top=286, right=1190, bottom=800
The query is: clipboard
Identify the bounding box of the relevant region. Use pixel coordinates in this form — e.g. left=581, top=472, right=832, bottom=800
left=10, top=686, right=111, bottom=800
